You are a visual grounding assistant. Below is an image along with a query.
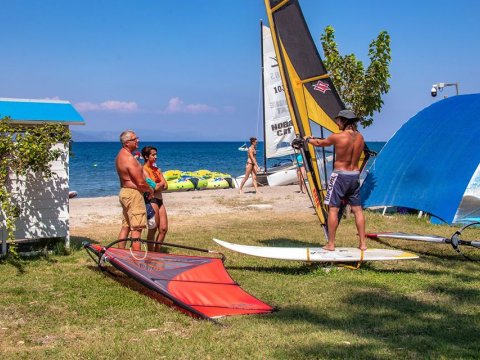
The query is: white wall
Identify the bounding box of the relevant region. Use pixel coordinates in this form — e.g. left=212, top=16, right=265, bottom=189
left=0, top=143, right=70, bottom=243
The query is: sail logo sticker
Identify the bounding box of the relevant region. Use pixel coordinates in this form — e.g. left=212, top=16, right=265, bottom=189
left=313, top=80, right=330, bottom=93
left=269, top=56, right=279, bottom=68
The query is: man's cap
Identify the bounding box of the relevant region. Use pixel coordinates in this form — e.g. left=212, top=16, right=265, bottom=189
left=336, top=109, right=358, bottom=121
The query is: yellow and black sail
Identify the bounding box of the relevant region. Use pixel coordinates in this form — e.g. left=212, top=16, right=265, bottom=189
left=264, top=0, right=369, bottom=237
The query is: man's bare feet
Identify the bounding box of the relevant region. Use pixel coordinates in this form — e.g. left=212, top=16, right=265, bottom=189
left=358, top=245, right=367, bottom=251
left=322, top=244, right=335, bottom=251
left=238, top=189, right=243, bottom=194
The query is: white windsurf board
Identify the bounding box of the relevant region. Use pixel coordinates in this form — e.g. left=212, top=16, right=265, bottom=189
left=213, top=238, right=419, bottom=262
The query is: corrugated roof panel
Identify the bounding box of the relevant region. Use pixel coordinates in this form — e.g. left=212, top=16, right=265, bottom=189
left=0, top=98, right=85, bottom=124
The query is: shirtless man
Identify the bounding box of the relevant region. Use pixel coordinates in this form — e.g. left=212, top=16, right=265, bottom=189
left=115, top=130, right=153, bottom=250
left=304, top=110, right=367, bottom=251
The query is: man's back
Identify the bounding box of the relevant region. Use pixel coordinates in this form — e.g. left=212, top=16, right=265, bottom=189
left=330, top=129, right=365, bottom=171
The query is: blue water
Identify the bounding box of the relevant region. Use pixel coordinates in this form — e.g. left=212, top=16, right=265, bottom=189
left=70, top=141, right=386, bottom=198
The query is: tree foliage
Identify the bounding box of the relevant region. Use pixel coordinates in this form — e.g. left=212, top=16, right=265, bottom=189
left=0, top=117, right=71, bottom=253
left=321, top=26, right=392, bottom=127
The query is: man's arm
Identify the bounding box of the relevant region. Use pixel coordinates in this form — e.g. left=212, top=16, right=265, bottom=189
left=304, top=134, right=336, bottom=147
left=129, top=158, right=152, bottom=193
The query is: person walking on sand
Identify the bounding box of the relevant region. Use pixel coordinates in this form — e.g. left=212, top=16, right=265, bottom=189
left=238, top=137, right=261, bottom=194
left=141, top=146, right=168, bottom=252
left=303, top=110, right=367, bottom=251
left=115, top=130, right=153, bottom=250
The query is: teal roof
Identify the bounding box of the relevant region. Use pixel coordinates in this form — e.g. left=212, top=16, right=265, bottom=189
left=0, top=98, right=85, bottom=125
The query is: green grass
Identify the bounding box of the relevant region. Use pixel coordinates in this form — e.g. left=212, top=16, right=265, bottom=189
left=1, top=213, right=479, bottom=359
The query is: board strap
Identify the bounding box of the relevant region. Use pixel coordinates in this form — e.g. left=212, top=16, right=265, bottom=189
left=336, top=250, right=365, bottom=270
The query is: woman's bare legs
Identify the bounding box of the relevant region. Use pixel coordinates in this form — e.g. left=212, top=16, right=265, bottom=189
left=147, top=202, right=159, bottom=251
left=297, top=167, right=307, bottom=193
left=239, top=164, right=254, bottom=193
left=155, top=203, right=168, bottom=252
left=251, top=167, right=260, bottom=194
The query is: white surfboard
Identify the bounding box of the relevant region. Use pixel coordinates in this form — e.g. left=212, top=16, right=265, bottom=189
left=213, top=239, right=419, bottom=262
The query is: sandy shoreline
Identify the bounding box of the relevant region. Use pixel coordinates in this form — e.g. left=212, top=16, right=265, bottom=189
left=69, top=184, right=312, bottom=229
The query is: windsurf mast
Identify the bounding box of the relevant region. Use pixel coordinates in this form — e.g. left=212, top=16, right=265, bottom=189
left=264, top=0, right=370, bottom=240
left=367, top=222, right=480, bottom=262
left=260, top=20, right=268, bottom=172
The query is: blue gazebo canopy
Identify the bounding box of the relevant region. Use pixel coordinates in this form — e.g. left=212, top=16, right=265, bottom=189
left=0, top=98, right=84, bottom=125
left=361, top=94, right=480, bottom=224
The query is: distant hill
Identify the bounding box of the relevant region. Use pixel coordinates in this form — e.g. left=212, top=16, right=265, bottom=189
left=71, top=130, right=119, bottom=142
left=71, top=128, right=241, bottom=142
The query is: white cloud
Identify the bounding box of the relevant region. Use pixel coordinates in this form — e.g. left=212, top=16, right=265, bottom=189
left=75, top=97, right=220, bottom=115
left=75, top=102, right=100, bottom=112
left=75, top=100, right=138, bottom=113
left=162, top=97, right=218, bottom=114
left=223, top=105, right=236, bottom=113
left=164, top=97, right=184, bottom=113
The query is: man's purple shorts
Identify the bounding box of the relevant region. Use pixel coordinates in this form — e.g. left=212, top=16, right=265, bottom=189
left=324, top=170, right=361, bottom=207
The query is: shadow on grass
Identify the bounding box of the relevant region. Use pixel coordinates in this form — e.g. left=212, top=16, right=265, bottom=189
left=1, top=235, right=98, bottom=274
left=364, top=266, right=451, bottom=276
left=0, top=255, right=27, bottom=274
left=226, top=263, right=330, bottom=276
left=269, top=289, right=479, bottom=358
left=227, top=261, right=442, bottom=277
left=259, top=237, right=322, bottom=247
left=427, top=283, right=480, bottom=300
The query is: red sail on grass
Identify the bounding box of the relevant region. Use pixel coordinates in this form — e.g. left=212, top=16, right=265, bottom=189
left=86, top=243, right=274, bottom=320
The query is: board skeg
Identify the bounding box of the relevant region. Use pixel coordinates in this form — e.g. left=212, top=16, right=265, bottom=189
left=213, top=239, right=419, bottom=262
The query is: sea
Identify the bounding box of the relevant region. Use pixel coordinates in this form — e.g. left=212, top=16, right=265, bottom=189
left=70, top=141, right=386, bottom=198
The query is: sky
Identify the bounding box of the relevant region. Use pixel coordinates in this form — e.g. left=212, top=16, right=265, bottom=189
left=1, top=0, right=479, bottom=142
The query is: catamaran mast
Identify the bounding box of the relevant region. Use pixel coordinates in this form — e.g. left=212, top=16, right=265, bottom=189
left=260, top=20, right=268, bottom=172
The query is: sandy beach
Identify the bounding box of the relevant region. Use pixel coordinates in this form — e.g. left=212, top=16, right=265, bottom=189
left=69, top=184, right=313, bottom=230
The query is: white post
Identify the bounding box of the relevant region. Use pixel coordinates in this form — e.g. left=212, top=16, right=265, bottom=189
left=1, top=215, right=7, bottom=256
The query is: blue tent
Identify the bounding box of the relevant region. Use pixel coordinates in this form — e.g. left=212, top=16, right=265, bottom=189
left=361, top=94, right=480, bottom=224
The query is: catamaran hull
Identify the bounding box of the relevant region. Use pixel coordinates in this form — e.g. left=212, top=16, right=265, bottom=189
left=213, top=239, right=419, bottom=262
left=234, top=173, right=268, bottom=188
left=235, top=164, right=297, bottom=188
left=267, top=167, right=298, bottom=186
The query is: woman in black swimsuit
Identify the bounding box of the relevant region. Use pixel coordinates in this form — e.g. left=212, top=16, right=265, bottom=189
left=141, top=146, right=168, bottom=252
left=238, top=137, right=261, bottom=194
